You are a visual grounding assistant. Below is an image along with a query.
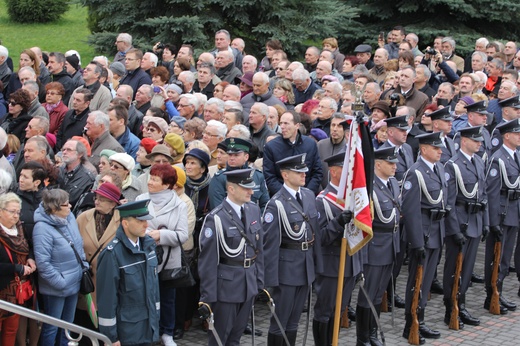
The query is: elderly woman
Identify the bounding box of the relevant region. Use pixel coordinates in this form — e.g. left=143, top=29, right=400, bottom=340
left=273, top=79, right=295, bottom=107
left=0, top=193, right=36, bottom=346
left=33, top=189, right=87, bottom=346
left=143, top=116, right=168, bottom=143
left=163, top=133, right=185, bottom=166
left=136, top=144, right=176, bottom=190
left=43, top=82, right=68, bottom=135
left=109, top=153, right=144, bottom=203
left=168, top=116, right=186, bottom=137
left=183, top=118, right=206, bottom=145
left=1, top=89, right=32, bottom=139
left=133, top=138, right=157, bottom=177
left=212, top=81, right=229, bottom=100
left=136, top=164, right=188, bottom=346
left=75, top=183, right=121, bottom=336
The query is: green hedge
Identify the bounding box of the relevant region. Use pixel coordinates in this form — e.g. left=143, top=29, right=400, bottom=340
left=6, top=0, right=69, bottom=23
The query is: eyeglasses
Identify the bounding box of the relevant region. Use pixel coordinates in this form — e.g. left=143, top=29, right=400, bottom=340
left=203, top=131, right=220, bottom=138
left=275, top=67, right=285, bottom=71
left=178, top=104, right=191, bottom=108
left=110, top=163, right=126, bottom=170
left=8, top=101, right=19, bottom=106
left=46, top=91, right=60, bottom=95
left=2, top=209, right=21, bottom=216
left=61, top=148, right=77, bottom=152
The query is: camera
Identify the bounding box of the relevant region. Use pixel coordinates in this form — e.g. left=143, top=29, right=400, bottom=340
left=424, top=48, right=436, bottom=55
left=157, top=43, right=165, bottom=50
left=153, top=86, right=160, bottom=93
left=390, top=93, right=400, bottom=101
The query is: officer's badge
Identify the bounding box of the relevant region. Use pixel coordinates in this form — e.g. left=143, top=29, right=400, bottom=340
left=489, top=168, right=498, bottom=177
left=107, top=245, right=113, bottom=250
left=403, top=181, right=412, bottom=190
left=492, top=138, right=499, bottom=146
left=454, top=143, right=459, bottom=150
left=264, top=212, right=274, bottom=223
left=445, top=172, right=450, bottom=181
left=204, top=228, right=213, bottom=238
left=294, top=224, right=300, bottom=231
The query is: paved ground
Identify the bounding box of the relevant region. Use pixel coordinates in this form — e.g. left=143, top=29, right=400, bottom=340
left=176, top=243, right=520, bottom=345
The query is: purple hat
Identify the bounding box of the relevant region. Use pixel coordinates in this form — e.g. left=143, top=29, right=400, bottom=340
left=238, top=72, right=254, bottom=87
left=93, top=182, right=121, bottom=204
left=459, top=96, right=475, bottom=106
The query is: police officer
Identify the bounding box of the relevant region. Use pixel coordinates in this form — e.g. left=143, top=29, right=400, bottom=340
left=427, top=107, right=457, bottom=164
left=484, top=119, right=520, bottom=314
left=208, top=137, right=269, bottom=211
left=313, top=151, right=360, bottom=346
left=379, top=114, right=413, bottom=309
left=263, top=154, right=322, bottom=346
left=97, top=199, right=160, bottom=346
left=443, top=126, right=489, bottom=328
left=490, top=96, right=520, bottom=154
left=453, top=101, right=493, bottom=162
left=402, top=132, right=448, bottom=343
left=356, top=147, right=401, bottom=346
left=198, top=168, right=264, bottom=346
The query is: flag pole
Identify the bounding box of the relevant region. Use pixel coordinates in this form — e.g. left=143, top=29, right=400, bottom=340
left=332, top=120, right=358, bottom=346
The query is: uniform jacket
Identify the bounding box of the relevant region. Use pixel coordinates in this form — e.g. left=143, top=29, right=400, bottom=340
left=316, top=184, right=363, bottom=276
left=33, top=204, right=86, bottom=297
left=380, top=141, right=414, bottom=183
left=198, top=199, right=264, bottom=303
left=137, top=191, right=188, bottom=270
left=453, top=126, right=492, bottom=162
left=263, top=132, right=323, bottom=195
left=76, top=208, right=120, bottom=310
left=402, top=158, right=448, bottom=249
left=369, top=177, right=401, bottom=265
left=486, top=146, right=520, bottom=227
left=208, top=165, right=269, bottom=211
left=262, top=186, right=322, bottom=287
left=444, top=151, right=488, bottom=238
left=440, top=135, right=457, bottom=164
left=96, top=227, right=160, bottom=345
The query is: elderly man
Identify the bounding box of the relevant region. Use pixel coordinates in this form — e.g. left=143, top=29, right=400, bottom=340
left=85, top=110, right=124, bottom=169
left=135, top=84, right=153, bottom=114
left=69, top=61, right=112, bottom=112
left=248, top=102, right=275, bottom=157
left=222, top=85, right=241, bottom=102
left=313, top=97, right=337, bottom=137
left=177, top=94, right=199, bottom=120
left=178, top=70, right=195, bottom=93
left=310, top=61, right=333, bottom=86
left=0, top=45, right=12, bottom=91
left=285, top=62, right=304, bottom=82
left=354, top=44, right=374, bottom=69
left=471, top=51, right=487, bottom=73
left=202, top=119, right=227, bottom=166
left=484, top=58, right=504, bottom=96
left=415, top=65, right=436, bottom=101
left=362, top=82, right=382, bottom=115
left=23, top=135, right=49, bottom=164
left=293, top=68, right=321, bottom=105
left=232, top=38, right=245, bottom=53
left=120, top=48, right=152, bottom=99
left=13, top=116, right=50, bottom=173
left=368, top=48, right=389, bottom=85
left=263, top=111, right=323, bottom=195
left=211, top=29, right=243, bottom=70
left=304, top=46, right=320, bottom=73
left=108, top=104, right=140, bottom=159
left=115, top=85, right=143, bottom=135
left=203, top=97, right=224, bottom=122
left=22, top=81, right=48, bottom=119
left=58, top=139, right=95, bottom=207
left=317, top=50, right=343, bottom=82
left=216, top=50, right=242, bottom=84
left=48, top=52, right=75, bottom=104
left=487, top=80, right=518, bottom=124
left=196, top=52, right=221, bottom=85
left=114, top=33, right=133, bottom=63
left=141, top=52, right=158, bottom=75
left=222, top=108, right=243, bottom=132
left=193, top=62, right=216, bottom=99
left=241, top=72, right=285, bottom=115
left=56, top=88, right=93, bottom=150
left=242, top=55, right=258, bottom=74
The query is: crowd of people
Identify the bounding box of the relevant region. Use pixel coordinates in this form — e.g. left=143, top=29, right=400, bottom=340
left=0, top=24, right=519, bottom=346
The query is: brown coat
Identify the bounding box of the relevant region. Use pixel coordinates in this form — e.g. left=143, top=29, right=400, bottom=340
left=76, top=208, right=120, bottom=310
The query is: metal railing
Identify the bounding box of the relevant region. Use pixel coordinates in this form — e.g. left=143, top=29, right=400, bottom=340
left=0, top=300, right=112, bottom=345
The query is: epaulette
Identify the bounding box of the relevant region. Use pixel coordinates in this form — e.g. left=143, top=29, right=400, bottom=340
left=214, top=168, right=227, bottom=177
left=209, top=204, right=224, bottom=216
left=105, top=238, right=120, bottom=251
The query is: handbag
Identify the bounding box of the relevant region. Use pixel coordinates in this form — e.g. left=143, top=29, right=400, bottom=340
left=54, top=227, right=94, bottom=294
left=159, top=232, right=195, bottom=288
left=4, top=246, right=34, bottom=304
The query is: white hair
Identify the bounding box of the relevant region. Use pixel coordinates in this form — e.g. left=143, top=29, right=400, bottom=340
left=146, top=52, right=158, bottom=67
left=117, top=33, right=132, bottom=45
left=179, top=71, right=195, bottom=84
left=205, top=97, right=225, bottom=114
left=0, top=45, right=8, bottom=58
left=224, top=100, right=243, bottom=112
left=206, top=119, right=228, bottom=139
left=292, top=68, right=310, bottom=81
left=253, top=72, right=269, bottom=84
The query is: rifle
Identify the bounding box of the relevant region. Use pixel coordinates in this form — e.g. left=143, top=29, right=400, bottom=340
left=408, top=264, right=423, bottom=345
left=490, top=241, right=501, bottom=315
left=449, top=250, right=463, bottom=329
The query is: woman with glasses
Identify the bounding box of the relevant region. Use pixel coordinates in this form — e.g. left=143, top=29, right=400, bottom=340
left=42, top=82, right=68, bottom=135
left=33, top=189, right=87, bottom=346
left=0, top=193, right=36, bottom=346
left=0, top=89, right=32, bottom=139
left=109, top=153, right=144, bottom=203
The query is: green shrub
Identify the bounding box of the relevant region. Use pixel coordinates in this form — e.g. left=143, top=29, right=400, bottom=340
left=6, top=0, right=69, bottom=23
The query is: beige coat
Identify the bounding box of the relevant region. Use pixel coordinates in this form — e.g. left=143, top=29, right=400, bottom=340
left=76, top=208, right=120, bottom=310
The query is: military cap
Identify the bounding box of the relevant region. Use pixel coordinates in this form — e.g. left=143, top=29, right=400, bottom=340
left=466, top=100, right=493, bottom=115
left=217, top=140, right=228, bottom=152
left=496, top=119, right=520, bottom=134
left=276, top=154, right=309, bottom=173
left=116, top=199, right=153, bottom=220
left=417, top=132, right=444, bottom=148
left=384, top=115, right=409, bottom=130
left=354, top=44, right=372, bottom=54
left=458, top=126, right=484, bottom=142
left=224, top=168, right=255, bottom=188
left=324, top=151, right=346, bottom=167
left=498, top=95, right=520, bottom=109
left=374, top=147, right=399, bottom=163
left=427, top=107, right=454, bottom=121
left=224, top=137, right=252, bottom=153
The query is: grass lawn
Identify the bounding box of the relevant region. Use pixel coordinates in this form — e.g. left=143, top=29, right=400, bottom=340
left=0, top=0, right=95, bottom=71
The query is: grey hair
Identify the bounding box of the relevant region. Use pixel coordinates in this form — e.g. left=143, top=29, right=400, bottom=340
left=472, top=51, right=487, bottom=63
left=292, top=68, right=310, bottom=82
left=253, top=72, right=269, bottom=84
left=491, top=58, right=505, bottom=71
left=206, top=119, right=228, bottom=139
left=140, top=84, right=154, bottom=98
left=205, top=97, right=225, bottom=114
left=117, top=33, right=132, bottom=45
left=476, top=37, right=489, bottom=47
left=23, top=80, right=40, bottom=94
left=19, top=66, right=36, bottom=77
left=327, top=81, right=343, bottom=96
left=0, top=45, right=8, bottom=58
left=229, top=124, right=251, bottom=139
left=33, top=116, right=50, bottom=134
left=215, top=29, right=231, bottom=40
left=42, top=189, right=69, bottom=215
left=224, top=100, right=243, bottom=112
left=180, top=94, right=200, bottom=109
left=27, top=135, right=49, bottom=153
left=179, top=71, right=195, bottom=84
left=442, top=37, right=456, bottom=50
left=243, top=55, right=257, bottom=65
left=0, top=191, right=20, bottom=209
left=94, top=56, right=109, bottom=66
left=416, top=64, right=431, bottom=80
left=198, top=62, right=216, bottom=75
left=89, top=111, right=110, bottom=129
left=146, top=52, right=158, bottom=67
left=253, top=102, right=269, bottom=117
left=322, top=97, right=338, bottom=111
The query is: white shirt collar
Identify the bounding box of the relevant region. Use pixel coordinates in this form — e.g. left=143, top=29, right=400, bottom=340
left=226, top=197, right=243, bottom=219
left=420, top=156, right=435, bottom=171
left=283, top=183, right=301, bottom=199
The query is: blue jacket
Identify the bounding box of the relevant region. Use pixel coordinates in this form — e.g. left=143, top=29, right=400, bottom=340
left=116, top=127, right=140, bottom=160
left=33, top=204, right=86, bottom=297
left=120, top=67, right=152, bottom=100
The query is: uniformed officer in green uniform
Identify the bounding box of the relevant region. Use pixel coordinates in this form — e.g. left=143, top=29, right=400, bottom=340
left=97, top=199, right=160, bottom=346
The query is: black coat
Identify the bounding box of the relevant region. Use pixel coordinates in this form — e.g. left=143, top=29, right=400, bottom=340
left=56, top=107, right=90, bottom=150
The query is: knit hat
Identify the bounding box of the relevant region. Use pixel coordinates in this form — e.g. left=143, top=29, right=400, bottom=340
left=66, top=55, right=80, bottom=71
left=100, top=149, right=117, bottom=160
left=147, top=117, right=169, bottom=135
left=310, top=128, right=328, bottom=141
left=170, top=116, right=186, bottom=130
left=172, top=166, right=186, bottom=188
left=93, top=182, right=121, bottom=204
left=164, top=133, right=185, bottom=156
left=166, top=83, right=183, bottom=95
left=140, top=138, right=158, bottom=154
left=459, top=96, right=475, bottom=106
left=110, top=153, right=135, bottom=171
left=109, top=62, right=126, bottom=77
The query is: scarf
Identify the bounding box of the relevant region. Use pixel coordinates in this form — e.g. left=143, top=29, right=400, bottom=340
left=94, top=210, right=114, bottom=240
left=186, top=173, right=211, bottom=216
left=122, top=174, right=133, bottom=190
left=149, top=189, right=174, bottom=212
left=0, top=222, right=29, bottom=256
left=45, top=101, right=61, bottom=113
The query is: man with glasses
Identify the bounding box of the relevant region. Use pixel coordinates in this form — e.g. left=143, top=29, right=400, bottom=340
left=113, top=33, right=133, bottom=63
left=292, top=68, right=321, bottom=105
left=120, top=48, right=152, bottom=100
left=69, top=61, right=112, bottom=112
left=177, top=94, right=199, bottom=120
left=202, top=119, right=227, bottom=167
left=58, top=139, right=95, bottom=208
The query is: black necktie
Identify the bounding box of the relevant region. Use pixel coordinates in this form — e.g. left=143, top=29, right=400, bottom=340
left=399, top=148, right=406, bottom=162
left=296, top=192, right=303, bottom=208
left=470, top=157, right=476, bottom=168
left=387, top=181, right=393, bottom=195
left=433, top=164, right=439, bottom=178
left=240, top=206, right=247, bottom=229
left=515, top=153, right=520, bottom=169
